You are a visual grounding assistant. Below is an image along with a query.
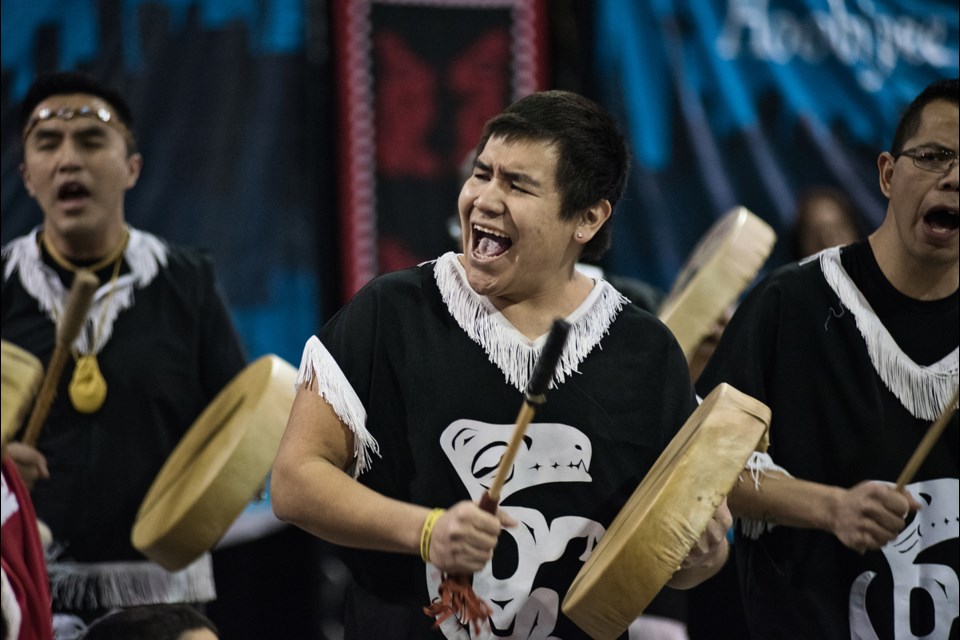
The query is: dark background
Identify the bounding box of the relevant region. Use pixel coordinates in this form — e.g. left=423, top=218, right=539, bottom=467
left=2, top=0, right=957, bottom=638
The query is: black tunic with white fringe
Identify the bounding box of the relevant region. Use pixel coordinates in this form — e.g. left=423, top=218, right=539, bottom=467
left=2, top=227, right=246, bottom=611
left=697, top=239, right=959, bottom=639
left=296, top=252, right=697, bottom=640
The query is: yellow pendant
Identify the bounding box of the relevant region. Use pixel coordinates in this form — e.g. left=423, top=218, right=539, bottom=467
left=69, top=354, right=107, bottom=413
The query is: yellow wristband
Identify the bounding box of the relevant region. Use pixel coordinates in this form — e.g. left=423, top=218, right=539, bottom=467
left=420, top=508, right=445, bottom=563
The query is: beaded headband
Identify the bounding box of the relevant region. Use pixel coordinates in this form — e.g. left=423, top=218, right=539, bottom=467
left=23, top=104, right=135, bottom=146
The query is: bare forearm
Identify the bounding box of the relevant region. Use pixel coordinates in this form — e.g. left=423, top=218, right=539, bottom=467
left=728, top=471, right=919, bottom=553
left=271, top=386, right=511, bottom=572
left=272, top=454, right=513, bottom=574
left=272, top=456, right=427, bottom=556
left=728, top=471, right=841, bottom=532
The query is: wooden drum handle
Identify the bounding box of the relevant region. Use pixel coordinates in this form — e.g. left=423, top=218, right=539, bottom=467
left=480, top=320, right=570, bottom=512
left=896, top=386, right=959, bottom=490
left=22, top=270, right=99, bottom=447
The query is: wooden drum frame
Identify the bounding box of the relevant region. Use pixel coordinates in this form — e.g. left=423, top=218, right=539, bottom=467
left=658, top=206, right=775, bottom=361
left=132, top=354, right=297, bottom=571
left=1, top=340, right=43, bottom=448
left=562, top=383, right=771, bottom=639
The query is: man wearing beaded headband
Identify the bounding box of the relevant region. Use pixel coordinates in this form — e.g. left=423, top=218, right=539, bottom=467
left=22, top=102, right=136, bottom=150
left=1, top=71, right=246, bottom=627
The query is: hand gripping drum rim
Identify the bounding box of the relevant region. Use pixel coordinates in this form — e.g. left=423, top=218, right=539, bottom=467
left=561, top=383, right=771, bottom=639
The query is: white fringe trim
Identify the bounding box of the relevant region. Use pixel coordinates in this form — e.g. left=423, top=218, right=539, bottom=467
left=46, top=553, right=215, bottom=610
left=433, top=252, right=629, bottom=393
left=1, top=227, right=168, bottom=355
left=819, top=247, right=959, bottom=421
left=295, top=336, right=380, bottom=477
left=737, top=451, right=792, bottom=540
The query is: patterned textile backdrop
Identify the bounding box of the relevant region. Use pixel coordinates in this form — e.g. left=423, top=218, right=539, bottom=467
left=332, top=0, right=548, bottom=300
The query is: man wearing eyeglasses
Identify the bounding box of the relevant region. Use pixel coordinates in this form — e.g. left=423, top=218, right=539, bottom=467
left=1, top=72, right=246, bottom=629
left=695, top=78, right=958, bottom=638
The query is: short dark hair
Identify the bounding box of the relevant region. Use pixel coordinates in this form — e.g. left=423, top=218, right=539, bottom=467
left=890, top=78, right=959, bottom=155
left=476, top=90, right=630, bottom=261
left=80, top=604, right=218, bottom=640
left=19, top=71, right=137, bottom=153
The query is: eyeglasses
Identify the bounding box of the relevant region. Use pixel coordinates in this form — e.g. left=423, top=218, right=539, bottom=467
left=896, top=146, right=959, bottom=173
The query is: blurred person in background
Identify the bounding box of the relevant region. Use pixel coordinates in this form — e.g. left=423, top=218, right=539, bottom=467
left=791, top=186, right=864, bottom=260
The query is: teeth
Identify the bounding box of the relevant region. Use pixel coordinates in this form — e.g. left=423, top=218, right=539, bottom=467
left=472, top=224, right=509, bottom=239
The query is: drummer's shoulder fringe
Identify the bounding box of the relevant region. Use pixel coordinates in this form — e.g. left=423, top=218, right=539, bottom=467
left=434, top=251, right=625, bottom=392
left=295, top=335, right=380, bottom=477
left=820, top=247, right=959, bottom=421
left=737, top=451, right=791, bottom=539
left=47, top=554, right=215, bottom=611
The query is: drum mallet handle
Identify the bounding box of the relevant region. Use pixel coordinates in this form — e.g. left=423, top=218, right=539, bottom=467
left=22, top=269, right=99, bottom=447
left=479, top=319, right=571, bottom=513
left=426, top=320, right=571, bottom=634
left=896, top=386, right=958, bottom=490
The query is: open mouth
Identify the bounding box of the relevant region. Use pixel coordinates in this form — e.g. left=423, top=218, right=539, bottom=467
left=923, top=207, right=959, bottom=232
left=472, top=223, right=513, bottom=258
left=57, top=181, right=91, bottom=202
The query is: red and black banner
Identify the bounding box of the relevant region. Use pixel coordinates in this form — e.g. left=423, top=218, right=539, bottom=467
left=332, top=0, right=548, bottom=300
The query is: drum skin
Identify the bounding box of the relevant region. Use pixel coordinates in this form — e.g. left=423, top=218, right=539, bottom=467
left=132, top=354, right=297, bottom=571
left=561, top=383, right=771, bottom=639
left=658, top=207, right=775, bottom=361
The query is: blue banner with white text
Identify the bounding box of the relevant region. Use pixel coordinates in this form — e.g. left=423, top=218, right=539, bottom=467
left=594, top=0, right=958, bottom=292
